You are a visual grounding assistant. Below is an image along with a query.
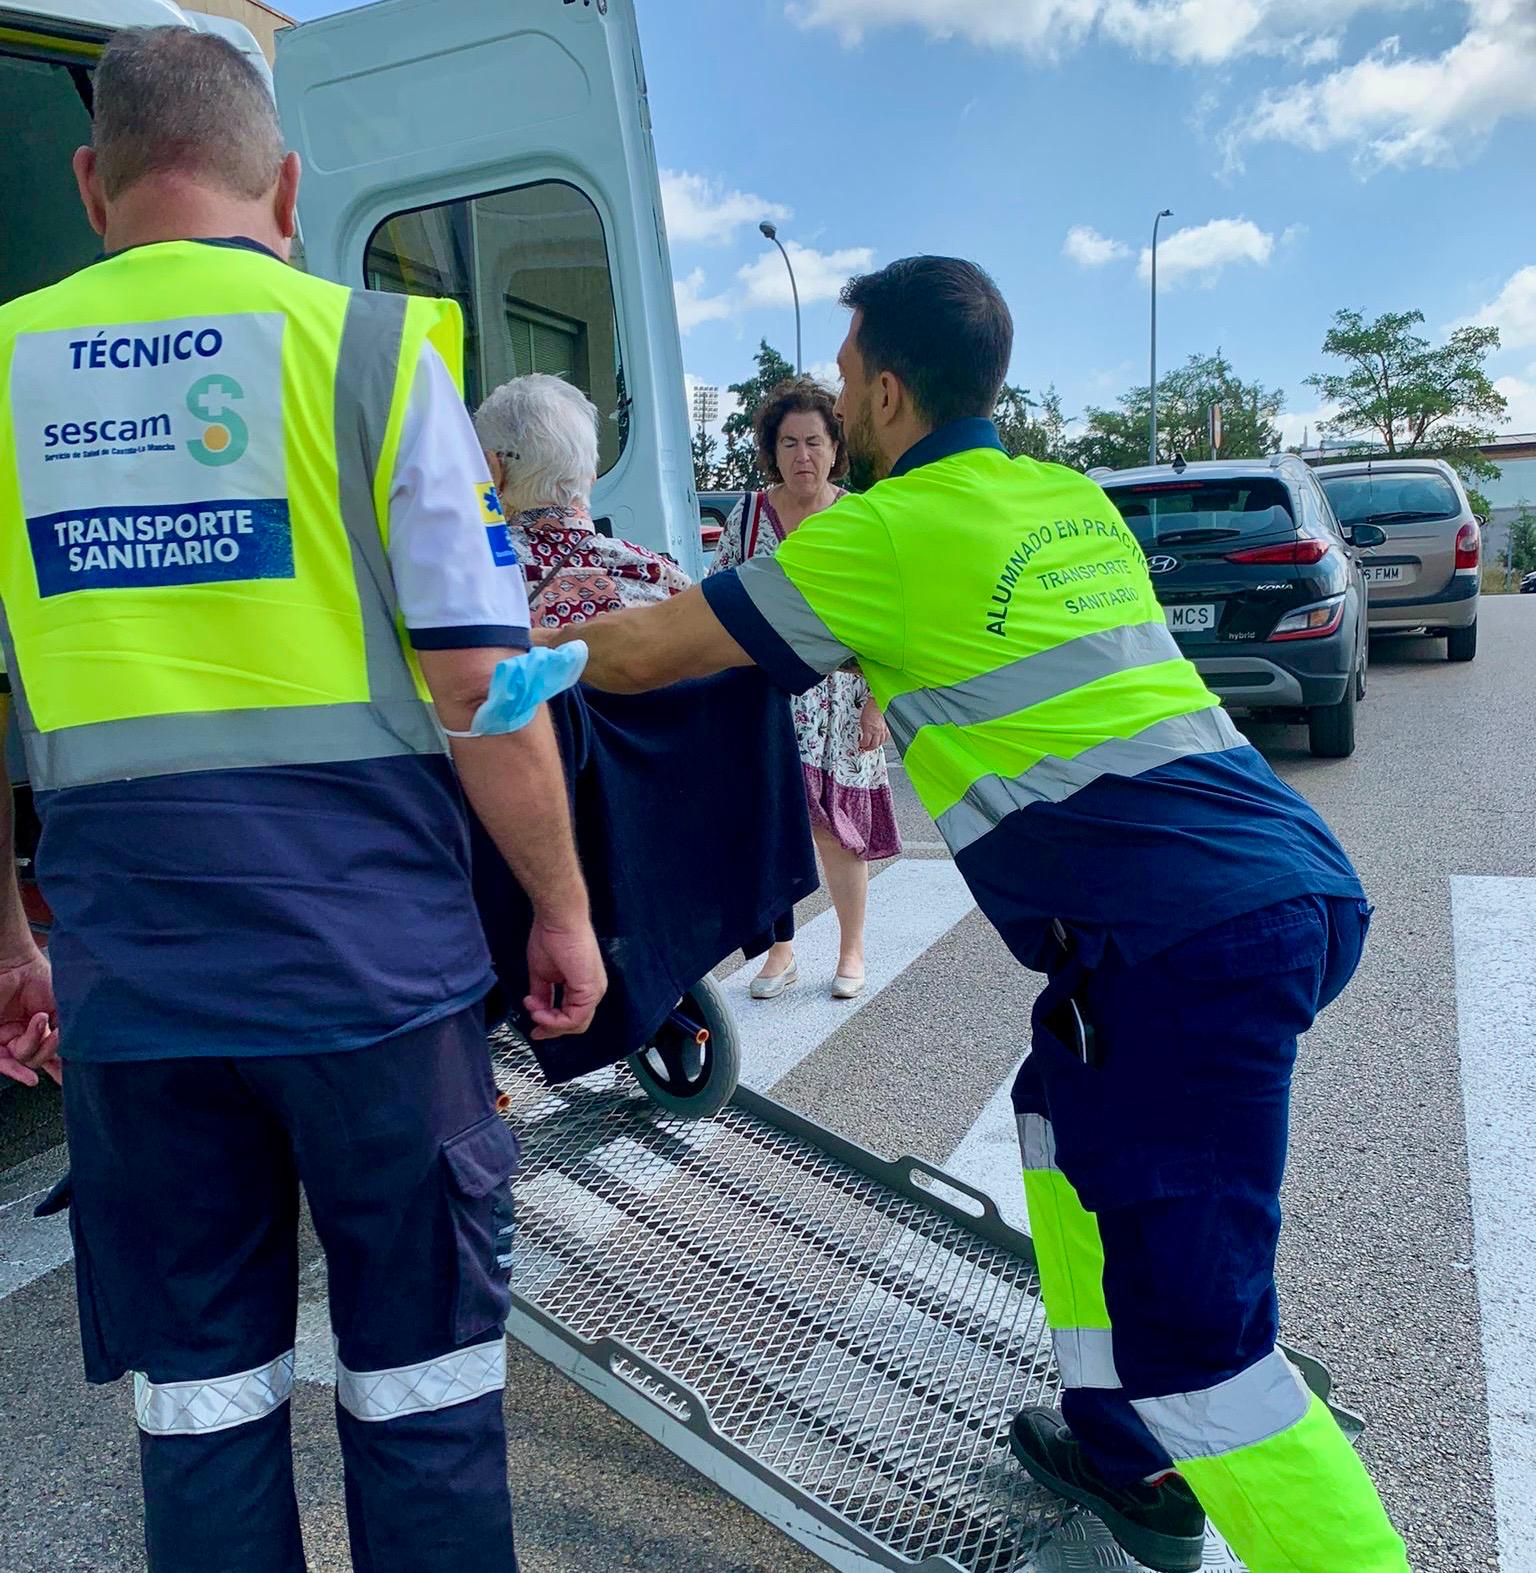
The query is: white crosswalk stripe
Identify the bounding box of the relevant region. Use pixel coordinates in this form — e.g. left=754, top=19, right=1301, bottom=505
left=723, top=857, right=976, bottom=1091
left=1451, top=876, right=1536, bottom=1573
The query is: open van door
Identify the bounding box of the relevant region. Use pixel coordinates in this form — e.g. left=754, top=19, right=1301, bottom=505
left=273, top=0, right=697, bottom=570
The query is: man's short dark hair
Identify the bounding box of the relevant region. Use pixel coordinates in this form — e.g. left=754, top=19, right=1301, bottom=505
left=92, top=28, right=283, bottom=201
left=839, top=257, right=1013, bottom=428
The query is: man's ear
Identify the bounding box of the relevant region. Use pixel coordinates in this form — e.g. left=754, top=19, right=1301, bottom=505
left=72, top=147, right=108, bottom=238
left=274, top=151, right=301, bottom=248
left=487, top=451, right=506, bottom=491
left=876, top=369, right=904, bottom=429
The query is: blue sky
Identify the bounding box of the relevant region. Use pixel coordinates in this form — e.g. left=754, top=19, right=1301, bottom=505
left=285, top=0, right=1536, bottom=457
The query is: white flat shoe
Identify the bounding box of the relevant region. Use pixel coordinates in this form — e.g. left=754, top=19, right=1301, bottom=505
left=831, top=973, right=866, bottom=1000
left=750, top=962, right=798, bottom=1000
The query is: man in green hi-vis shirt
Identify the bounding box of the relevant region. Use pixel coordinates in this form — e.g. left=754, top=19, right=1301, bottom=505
left=547, top=256, right=1408, bottom=1573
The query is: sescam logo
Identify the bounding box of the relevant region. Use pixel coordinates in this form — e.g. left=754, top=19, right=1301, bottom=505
left=43, top=371, right=250, bottom=465
left=186, top=374, right=248, bottom=467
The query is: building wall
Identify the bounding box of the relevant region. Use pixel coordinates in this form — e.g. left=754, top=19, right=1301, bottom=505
left=188, top=0, right=293, bottom=62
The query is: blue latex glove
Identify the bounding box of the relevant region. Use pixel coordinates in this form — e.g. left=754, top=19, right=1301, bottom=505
left=441, top=642, right=588, bottom=738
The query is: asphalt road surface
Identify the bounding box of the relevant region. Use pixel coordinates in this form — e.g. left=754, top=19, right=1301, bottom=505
left=3, top=596, right=1533, bottom=1572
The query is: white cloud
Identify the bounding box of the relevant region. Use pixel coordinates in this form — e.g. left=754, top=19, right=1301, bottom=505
left=790, top=0, right=1405, bottom=68
left=1063, top=225, right=1130, bottom=268
left=1453, top=265, right=1536, bottom=351
left=1136, top=217, right=1275, bottom=288
left=806, top=358, right=843, bottom=388
left=1276, top=404, right=1337, bottom=449
left=1493, top=370, right=1536, bottom=434
left=1232, top=0, right=1536, bottom=168
left=661, top=169, right=789, bottom=247
left=673, top=269, right=733, bottom=333
left=736, top=241, right=876, bottom=308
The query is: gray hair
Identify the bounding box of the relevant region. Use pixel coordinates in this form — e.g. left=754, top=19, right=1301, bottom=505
left=475, top=374, right=600, bottom=513
left=92, top=28, right=283, bottom=201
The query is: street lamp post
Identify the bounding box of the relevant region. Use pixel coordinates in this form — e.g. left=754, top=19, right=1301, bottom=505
left=1149, top=208, right=1173, bottom=466
left=759, top=221, right=802, bottom=374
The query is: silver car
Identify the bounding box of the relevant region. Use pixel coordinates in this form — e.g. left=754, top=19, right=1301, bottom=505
left=1315, top=458, right=1481, bottom=662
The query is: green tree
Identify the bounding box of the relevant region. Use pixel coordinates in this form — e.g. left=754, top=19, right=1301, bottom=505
left=690, top=423, right=722, bottom=492
left=1305, top=308, right=1508, bottom=488
left=1071, top=351, right=1283, bottom=470
left=994, top=384, right=1070, bottom=463
left=1509, top=501, right=1536, bottom=574
left=717, top=340, right=796, bottom=489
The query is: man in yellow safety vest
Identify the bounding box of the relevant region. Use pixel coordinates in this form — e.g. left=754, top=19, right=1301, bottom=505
left=0, top=27, right=603, bottom=1572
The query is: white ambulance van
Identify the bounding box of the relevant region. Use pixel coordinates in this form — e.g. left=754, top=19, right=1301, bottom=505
left=1, top=0, right=696, bottom=561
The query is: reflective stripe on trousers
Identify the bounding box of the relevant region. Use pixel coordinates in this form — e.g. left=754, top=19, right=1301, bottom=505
left=135, top=1350, right=295, bottom=1437
left=337, top=1336, right=507, bottom=1423
left=1, top=290, right=444, bottom=792
left=131, top=1335, right=508, bottom=1437
left=1017, top=1111, right=1119, bottom=1391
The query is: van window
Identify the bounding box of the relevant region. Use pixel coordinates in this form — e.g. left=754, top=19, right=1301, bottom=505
left=364, top=181, right=626, bottom=476
left=1317, top=470, right=1462, bottom=528
left=1, top=52, right=100, bottom=307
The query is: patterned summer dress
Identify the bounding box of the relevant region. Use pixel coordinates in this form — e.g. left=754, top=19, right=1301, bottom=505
left=711, top=492, right=901, bottom=862
left=508, top=505, right=691, bottom=630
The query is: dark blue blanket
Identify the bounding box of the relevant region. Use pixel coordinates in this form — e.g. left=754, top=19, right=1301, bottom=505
left=470, top=668, right=817, bottom=1082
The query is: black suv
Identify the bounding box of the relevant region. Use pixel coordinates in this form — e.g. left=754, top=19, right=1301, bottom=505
left=1096, top=456, right=1386, bottom=758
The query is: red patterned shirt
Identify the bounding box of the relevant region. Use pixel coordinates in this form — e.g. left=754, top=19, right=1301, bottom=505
left=507, top=506, right=691, bottom=630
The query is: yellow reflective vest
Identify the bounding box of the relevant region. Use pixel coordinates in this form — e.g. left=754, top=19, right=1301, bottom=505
left=0, top=240, right=462, bottom=792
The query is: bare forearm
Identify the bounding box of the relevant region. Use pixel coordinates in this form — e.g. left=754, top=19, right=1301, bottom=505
left=450, top=713, right=588, bottom=924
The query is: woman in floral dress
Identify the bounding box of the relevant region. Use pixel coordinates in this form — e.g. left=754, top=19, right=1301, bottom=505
left=710, top=378, right=901, bottom=1000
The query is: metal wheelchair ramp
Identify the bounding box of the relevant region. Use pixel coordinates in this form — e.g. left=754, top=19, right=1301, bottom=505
left=491, top=1032, right=1248, bottom=1572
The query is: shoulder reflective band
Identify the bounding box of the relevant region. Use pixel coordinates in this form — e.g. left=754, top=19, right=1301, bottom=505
left=336, top=1335, right=506, bottom=1423
left=134, top=1350, right=294, bottom=1436
left=735, top=554, right=854, bottom=676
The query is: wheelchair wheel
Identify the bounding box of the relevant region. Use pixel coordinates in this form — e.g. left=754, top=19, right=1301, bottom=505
left=627, top=974, right=740, bottom=1120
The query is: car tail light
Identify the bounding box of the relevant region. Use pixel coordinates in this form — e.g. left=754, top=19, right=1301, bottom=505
left=1455, top=521, right=1480, bottom=571
left=1225, top=539, right=1329, bottom=565
left=1270, top=596, right=1346, bottom=641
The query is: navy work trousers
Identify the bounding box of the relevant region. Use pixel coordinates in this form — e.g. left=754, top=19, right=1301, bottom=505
left=1011, top=894, right=1371, bottom=1484
left=62, top=1005, right=521, bottom=1573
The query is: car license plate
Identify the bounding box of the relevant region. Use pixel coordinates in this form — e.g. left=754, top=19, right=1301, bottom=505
left=1363, top=565, right=1405, bottom=584
left=1166, top=603, right=1217, bottom=633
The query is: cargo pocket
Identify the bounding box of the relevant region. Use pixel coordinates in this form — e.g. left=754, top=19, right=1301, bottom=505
left=65, top=1205, right=126, bottom=1384
left=441, top=1114, right=521, bottom=1345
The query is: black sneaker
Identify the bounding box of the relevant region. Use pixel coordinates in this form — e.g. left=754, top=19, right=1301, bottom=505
left=1009, top=1406, right=1206, bottom=1572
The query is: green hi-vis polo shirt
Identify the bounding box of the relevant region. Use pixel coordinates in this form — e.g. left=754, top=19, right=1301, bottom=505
left=700, top=418, right=1364, bottom=967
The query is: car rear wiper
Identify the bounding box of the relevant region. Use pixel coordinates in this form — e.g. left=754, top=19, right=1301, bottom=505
left=1153, top=527, right=1244, bottom=544
left=1359, top=510, right=1447, bottom=524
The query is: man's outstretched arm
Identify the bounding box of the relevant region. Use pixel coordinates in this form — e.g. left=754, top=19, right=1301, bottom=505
left=543, top=585, right=755, bottom=693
